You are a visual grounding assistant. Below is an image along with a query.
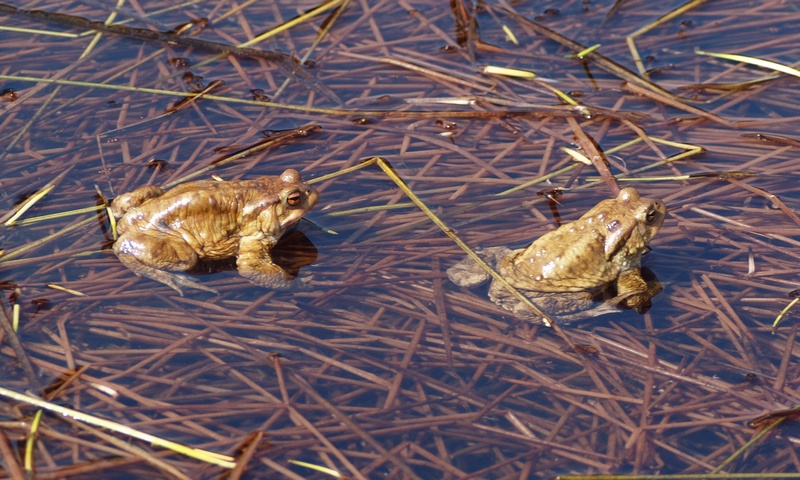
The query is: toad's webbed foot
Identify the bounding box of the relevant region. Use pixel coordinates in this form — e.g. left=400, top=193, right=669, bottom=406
left=166, top=273, right=219, bottom=296
left=238, top=261, right=304, bottom=290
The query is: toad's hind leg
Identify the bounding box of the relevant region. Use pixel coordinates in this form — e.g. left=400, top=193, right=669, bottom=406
left=447, top=246, right=513, bottom=287
left=113, top=232, right=218, bottom=295
left=110, top=185, right=165, bottom=218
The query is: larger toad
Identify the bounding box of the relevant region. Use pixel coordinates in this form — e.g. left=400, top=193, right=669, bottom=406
left=447, top=187, right=665, bottom=323
left=111, top=169, right=318, bottom=294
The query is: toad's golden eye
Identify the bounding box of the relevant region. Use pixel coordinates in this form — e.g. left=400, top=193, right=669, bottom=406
left=287, top=191, right=302, bottom=206
left=645, top=207, right=658, bottom=224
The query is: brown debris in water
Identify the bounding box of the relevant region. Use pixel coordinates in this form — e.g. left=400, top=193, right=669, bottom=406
left=1, top=0, right=800, bottom=477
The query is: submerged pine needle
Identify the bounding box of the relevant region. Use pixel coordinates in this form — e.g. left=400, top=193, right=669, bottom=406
left=273, top=0, right=351, bottom=101
left=499, top=6, right=691, bottom=103
left=0, top=217, right=95, bottom=264
left=0, top=25, right=77, bottom=37
left=238, top=0, right=346, bottom=47
left=502, top=24, right=519, bottom=45
left=404, top=96, right=477, bottom=105
left=621, top=81, right=732, bottom=126
left=562, top=147, right=592, bottom=165
left=0, top=72, right=636, bottom=121
left=80, top=2, right=122, bottom=59
left=95, top=186, right=117, bottom=239
left=626, top=0, right=708, bottom=77
left=482, top=65, right=536, bottom=78
left=165, top=124, right=321, bottom=188
left=773, top=296, right=800, bottom=333
left=4, top=185, right=55, bottom=226
left=567, top=43, right=601, bottom=59
left=11, top=205, right=105, bottom=227
left=46, top=284, right=87, bottom=297
left=289, top=460, right=343, bottom=478
left=497, top=164, right=578, bottom=196
left=340, top=52, right=496, bottom=91
left=12, top=302, right=20, bottom=331
left=24, top=410, right=43, bottom=472
left=611, top=136, right=705, bottom=174
left=2, top=166, right=76, bottom=225
left=326, top=203, right=415, bottom=216
left=0, top=387, right=236, bottom=468
left=697, top=50, right=800, bottom=78
left=536, top=81, right=588, bottom=111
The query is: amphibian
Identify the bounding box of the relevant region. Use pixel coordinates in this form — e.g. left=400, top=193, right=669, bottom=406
left=111, top=169, right=318, bottom=294
left=447, top=187, right=665, bottom=323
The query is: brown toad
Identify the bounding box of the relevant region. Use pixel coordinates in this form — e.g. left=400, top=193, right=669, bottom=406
left=111, top=169, right=318, bottom=295
left=447, top=187, right=665, bottom=323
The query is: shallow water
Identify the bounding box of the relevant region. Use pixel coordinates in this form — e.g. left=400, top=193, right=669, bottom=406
left=1, top=1, right=800, bottom=478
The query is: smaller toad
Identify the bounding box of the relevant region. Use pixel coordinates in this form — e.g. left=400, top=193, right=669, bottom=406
left=447, top=187, right=665, bottom=323
left=111, top=169, right=318, bottom=295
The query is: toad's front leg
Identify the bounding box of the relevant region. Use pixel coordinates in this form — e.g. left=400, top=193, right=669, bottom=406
left=614, top=269, right=661, bottom=312
left=114, top=231, right=217, bottom=295
left=236, top=237, right=298, bottom=289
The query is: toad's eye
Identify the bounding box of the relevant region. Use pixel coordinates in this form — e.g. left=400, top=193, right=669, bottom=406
left=645, top=207, right=658, bottom=224
left=287, top=191, right=302, bottom=206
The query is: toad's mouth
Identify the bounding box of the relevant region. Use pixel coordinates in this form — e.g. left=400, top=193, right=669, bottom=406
left=280, top=213, right=307, bottom=231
